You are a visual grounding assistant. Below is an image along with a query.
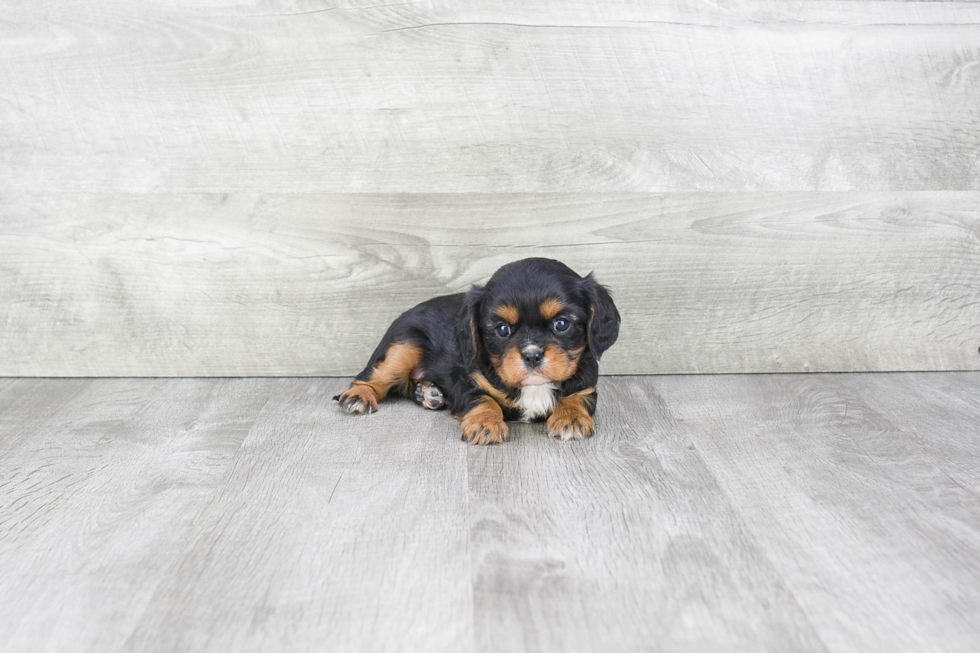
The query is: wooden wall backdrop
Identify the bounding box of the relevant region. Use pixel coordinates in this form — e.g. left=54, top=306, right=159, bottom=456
left=1, top=0, right=979, bottom=375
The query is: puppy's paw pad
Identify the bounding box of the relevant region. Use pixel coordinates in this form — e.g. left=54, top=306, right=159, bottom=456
left=460, top=417, right=509, bottom=446
left=337, top=385, right=378, bottom=415
left=546, top=412, right=594, bottom=441
left=413, top=380, right=445, bottom=410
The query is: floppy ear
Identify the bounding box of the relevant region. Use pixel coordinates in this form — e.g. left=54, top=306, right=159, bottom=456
left=454, top=285, right=485, bottom=367
left=581, top=273, right=621, bottom=360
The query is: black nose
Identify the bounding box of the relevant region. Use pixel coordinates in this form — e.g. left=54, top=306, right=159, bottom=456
left=521, top=349, right=543, bottom=367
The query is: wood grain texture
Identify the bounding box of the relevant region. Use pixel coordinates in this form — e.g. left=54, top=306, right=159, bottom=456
left=2, top=0, right=980, bottom=193
left=0, top=378, right=273, bottom=653
left=2, top=374, right=980, bottom=651
left=832, top=372, right=980, bottom=495
left=467, top=382, right=826, bottom=652
left=2, top=192, right=978, bottom=376
left=0, top=378, right=91, bottom=447
left=654, top=373, right=980, bottom=653
left=124, top=378, right=473, bottom=653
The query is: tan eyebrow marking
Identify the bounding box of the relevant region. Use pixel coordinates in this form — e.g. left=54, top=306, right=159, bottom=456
left=540, top=298, right=565, bottom=320
left=494, top=304, right=519, bottom=324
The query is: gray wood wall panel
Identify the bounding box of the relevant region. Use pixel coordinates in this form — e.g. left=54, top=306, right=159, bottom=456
left=3, top=1, right=979, bottom=375
left=3, top=1, right=980, bottom=193
left=2, top=192, right=978, bottom=376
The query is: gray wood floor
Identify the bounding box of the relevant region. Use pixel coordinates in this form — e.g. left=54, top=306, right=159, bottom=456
left=1, top=374, right=978, bottom=652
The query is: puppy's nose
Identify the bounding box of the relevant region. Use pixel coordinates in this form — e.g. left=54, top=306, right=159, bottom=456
left=521, top=347, right=544, bottom=368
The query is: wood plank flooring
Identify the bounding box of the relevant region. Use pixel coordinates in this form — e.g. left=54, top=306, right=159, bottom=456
left=1, top=374, right=978, bottom=652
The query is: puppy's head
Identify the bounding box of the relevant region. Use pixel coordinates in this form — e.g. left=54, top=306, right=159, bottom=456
left=455, top=258, right=620, bottom=388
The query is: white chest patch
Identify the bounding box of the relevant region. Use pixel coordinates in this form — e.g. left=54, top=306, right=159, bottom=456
left=515, top=383, right=558, bottom=422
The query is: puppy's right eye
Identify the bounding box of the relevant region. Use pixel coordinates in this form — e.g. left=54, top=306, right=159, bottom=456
left=495, top=324, right=512, bottom=338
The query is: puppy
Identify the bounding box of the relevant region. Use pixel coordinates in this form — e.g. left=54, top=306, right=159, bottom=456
left=334, top=258, right=620, bottom=444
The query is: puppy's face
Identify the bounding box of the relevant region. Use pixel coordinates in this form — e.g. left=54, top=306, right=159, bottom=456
left=456, top=258, right=620, bottom=388
left=479, top=294, right=588, bottom=387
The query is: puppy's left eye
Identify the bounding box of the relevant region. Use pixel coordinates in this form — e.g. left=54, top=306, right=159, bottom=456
left=553, top=318, right=570, bottom=333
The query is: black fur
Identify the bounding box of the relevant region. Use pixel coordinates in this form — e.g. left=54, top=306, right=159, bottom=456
left=337, top=258, right=621, bottom=431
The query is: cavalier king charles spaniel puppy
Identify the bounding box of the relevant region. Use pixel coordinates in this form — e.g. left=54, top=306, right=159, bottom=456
left=335, top=258, right=620, bottom=445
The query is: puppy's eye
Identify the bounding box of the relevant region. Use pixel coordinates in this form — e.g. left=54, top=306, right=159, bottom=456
left=495, top=324, right=512, bottom=338
left=553, top=318, right=570, bottom=333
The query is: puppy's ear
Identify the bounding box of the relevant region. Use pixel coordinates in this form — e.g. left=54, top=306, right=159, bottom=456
left=581, top=273, right=621, bottom=360
left=455, top=285, right=485, bottom=367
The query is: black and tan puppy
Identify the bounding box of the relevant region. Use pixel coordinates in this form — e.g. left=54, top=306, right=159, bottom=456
left=335, top=258, right=620, bottom=444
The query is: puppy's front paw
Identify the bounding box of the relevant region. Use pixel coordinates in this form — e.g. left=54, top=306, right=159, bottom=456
left=461, top=416, right=509, bottom=445
left=336, top=383, right=379, bottom=415
left=460, top=398, right=509, bottom=445
left=547, top=401, right=595, bottom=441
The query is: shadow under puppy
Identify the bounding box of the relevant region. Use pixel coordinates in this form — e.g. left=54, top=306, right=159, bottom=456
left=335, top=258, right=620, bottom=444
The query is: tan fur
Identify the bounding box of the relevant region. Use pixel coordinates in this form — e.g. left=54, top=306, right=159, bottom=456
left=541, top=344, right=584, bottom=383
left=338, top=382, right=380, bottom=414
left=539, top=298, right=565, bottom=320
left=494, top=304, right=520, bottom=324
left=338, top=342, right=423, bottom=413
left=461, top=396, right=509, bottom=445
left=470, top=372, right=515, bottom=408
left=495, top=348, right=527, bottom=387
left=547, top=387, right=596, bottom=440
left=493, top=343, right=585, bottom=387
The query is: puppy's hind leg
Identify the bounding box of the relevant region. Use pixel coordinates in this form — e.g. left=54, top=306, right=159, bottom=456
left=335, top=342, right=424, bottom=415
left=412, top=379, right=446, bottom=410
